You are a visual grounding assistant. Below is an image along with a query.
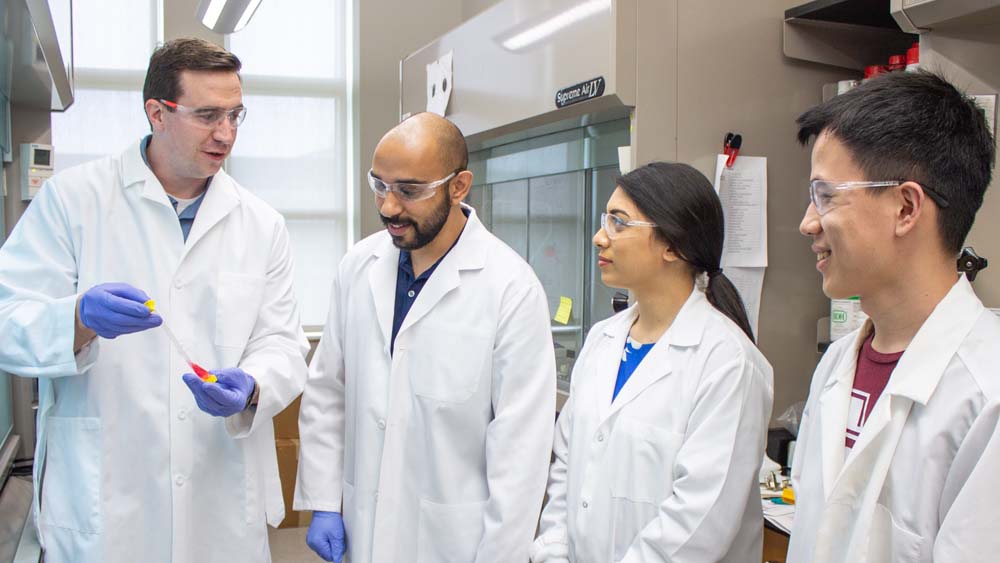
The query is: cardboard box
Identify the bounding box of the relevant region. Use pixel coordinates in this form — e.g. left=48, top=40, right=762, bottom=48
left=276, top=437, right=312, bottom=528
left=274, top=395, right=302, bottom=440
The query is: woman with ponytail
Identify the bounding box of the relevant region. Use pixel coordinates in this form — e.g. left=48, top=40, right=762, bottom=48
left=531, top=162, right=774, bottom=563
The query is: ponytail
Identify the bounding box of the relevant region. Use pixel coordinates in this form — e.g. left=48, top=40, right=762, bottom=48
left=705, top=269, right=755, bottom=343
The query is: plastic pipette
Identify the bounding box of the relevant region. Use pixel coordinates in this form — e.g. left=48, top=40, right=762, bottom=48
left=144, top=300, right=217, bottom=383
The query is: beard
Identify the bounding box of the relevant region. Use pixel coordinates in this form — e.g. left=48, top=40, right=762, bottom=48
left=380, top=188, right=452, bottom=250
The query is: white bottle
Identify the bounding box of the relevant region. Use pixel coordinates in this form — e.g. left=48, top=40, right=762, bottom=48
left=830, top=297, right=868, bottom=341
left=905, top=42, right=920, bottom=72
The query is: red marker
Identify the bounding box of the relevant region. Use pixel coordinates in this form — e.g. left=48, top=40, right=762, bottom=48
left=726, top=134, right=742, bottom=168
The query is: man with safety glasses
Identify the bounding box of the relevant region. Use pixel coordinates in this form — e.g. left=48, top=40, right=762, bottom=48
left=788, top=70, right=999, bottom=562
left=0, top=38, right=308, bottom=562
left=296, top=112, right=557, bottom=563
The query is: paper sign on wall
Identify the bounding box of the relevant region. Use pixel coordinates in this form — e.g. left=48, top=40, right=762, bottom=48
left=426, top=51, right=454, bottom=116
left=713, top=154, right=768, bottom=268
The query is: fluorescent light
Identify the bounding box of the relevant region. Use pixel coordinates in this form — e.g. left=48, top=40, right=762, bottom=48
left=200, top=0, right=226, bottom=29
left=502, top=0, right=611, bottom=51
left=233, top=0, right=263, bottom=32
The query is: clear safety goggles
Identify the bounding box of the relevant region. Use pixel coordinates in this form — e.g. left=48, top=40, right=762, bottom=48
left=600, top=212, right=658, bottom=240
left=367, top=169, right=461, bottom=202
left=158, top=99, right=247, bottom=129
left=809, top=179, right=949, bottom=215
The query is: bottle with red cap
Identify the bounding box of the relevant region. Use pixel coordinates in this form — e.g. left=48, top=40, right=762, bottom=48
left=863, top=65, right=886, bottom=82
left=887, top=54, right=906, bottom=72
left=906, top=42, right=920, bottom=72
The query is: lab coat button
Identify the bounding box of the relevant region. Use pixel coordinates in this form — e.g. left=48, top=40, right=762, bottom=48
left=377, top=419, right=386, bottom=430
left=407, top=290, right=415, bottom=298
left=597, top=433, right=604, bottom=442
left=173, top=279, right=184, bottom=289
left=374, top=492, right=379, bottom=502
left=582, top=500, right=589, bottom=508
left=175, top=475, right=185, bottom=486
left=177, top=410, right=187, bottom=420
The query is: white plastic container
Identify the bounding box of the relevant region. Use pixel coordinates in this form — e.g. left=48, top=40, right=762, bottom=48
left=836, top=80, right=858, bottom=95
left=830, top=297, right=868, bottom=341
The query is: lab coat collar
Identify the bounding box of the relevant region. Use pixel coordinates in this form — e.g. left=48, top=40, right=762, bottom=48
left=882, top=274, right=983, bottom=404
left=368, top=204, right=488, bottom=351
left=817, top=274, right=983, bottom=498
left=120, top=138, right=241, bottom=254
left=600, top=288, right=710, bottom=421
left=600, top=287, right=709, bottom=346
left=121, top=139, right=171, bottom=207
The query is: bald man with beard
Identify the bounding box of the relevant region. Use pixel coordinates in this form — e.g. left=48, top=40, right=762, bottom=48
left=295, top=113, right=557, bottom=563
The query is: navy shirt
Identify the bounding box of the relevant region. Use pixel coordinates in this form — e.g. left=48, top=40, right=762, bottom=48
left=390, top=210, right=469, bottom=354
left=613, top=336, right=655, bottom=401
left=140, top=134, right=208, bottom=242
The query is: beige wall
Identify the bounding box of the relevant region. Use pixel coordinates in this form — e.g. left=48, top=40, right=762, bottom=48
left=923, top=31, right=1000, bottom=307
left=462, top=0, right=501, bottom=20
left=356, top=0, right=465, bottom=238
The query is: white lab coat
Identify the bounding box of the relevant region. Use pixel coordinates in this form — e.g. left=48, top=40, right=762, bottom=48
left=0, top=140, right=309, bottom=563
left=532, top=289, right=774, bottom=563
left=788, top=275, right=1000, bottom=562
left=294, top=205, right=556, bottom=563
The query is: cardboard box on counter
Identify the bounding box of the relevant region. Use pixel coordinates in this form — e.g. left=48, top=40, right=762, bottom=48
left=274, top=396, right=302, bottom=440
left=276, top=437, right=312, bottom=528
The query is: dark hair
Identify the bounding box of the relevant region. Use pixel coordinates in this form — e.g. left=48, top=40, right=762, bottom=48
left=796, top=70, right=995, bottom=254
left=617, top=162, right=755, bottom=342
left=143, top=38, right=242, bottom=105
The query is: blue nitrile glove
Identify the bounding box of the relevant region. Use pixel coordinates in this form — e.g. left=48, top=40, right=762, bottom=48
left=78, top=282, right=162, bottom=338
left=182, top=367, right=257, bottom=417
left=306, top=511, right=346, bottom=563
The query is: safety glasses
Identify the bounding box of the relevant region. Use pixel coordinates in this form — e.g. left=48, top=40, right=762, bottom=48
left=808, top=179, right=949, bottom=215
left=600, top=212, right=658, bottom=239
left=158, top=99, right=247, bottom=129
left=367, top=169, right=462, bottom=202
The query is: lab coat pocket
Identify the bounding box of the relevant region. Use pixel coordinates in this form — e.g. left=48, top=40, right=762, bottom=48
left=215, top=272, right=266, bottom=350
left=609, top=418, right=682, bottom=560
left=417, top=497, right=487, bottom=563
left=40, top=417, right=102, bottom=534
left=869, top=503, right=925, bottom=562
left=408, top=330, right=489, bottom=402
left=611, top=417, right=683, bottom=503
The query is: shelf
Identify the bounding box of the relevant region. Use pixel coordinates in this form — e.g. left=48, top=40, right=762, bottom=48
left=786, top=0, right=901, bottom=29
left=783, top=0, right=916, bottom=71
left=891, top=0, right=1000, bottom=34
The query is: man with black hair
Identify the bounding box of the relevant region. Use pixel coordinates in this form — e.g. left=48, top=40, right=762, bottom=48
left=789, top=70, right=999, bottom=562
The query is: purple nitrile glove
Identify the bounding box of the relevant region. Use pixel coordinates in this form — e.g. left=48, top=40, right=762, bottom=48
left=182, top=367, right=256, bottom=417
left=78, top=282, right=162, bottom=338
left=306, top=511, right=346, bottom=563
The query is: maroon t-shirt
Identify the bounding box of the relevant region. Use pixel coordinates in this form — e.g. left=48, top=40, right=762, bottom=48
left=845, top=332, right=903, bottom=449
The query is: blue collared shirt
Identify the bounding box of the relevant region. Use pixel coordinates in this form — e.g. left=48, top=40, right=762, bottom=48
left=140, top=134, right=208, bottom=242
left=390, top=210, right=469, bottom=354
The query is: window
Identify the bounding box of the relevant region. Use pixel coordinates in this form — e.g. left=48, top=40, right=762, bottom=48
left=51, top=0, right=158, bottom=171
left=227, top=0, right=353, bottom=327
